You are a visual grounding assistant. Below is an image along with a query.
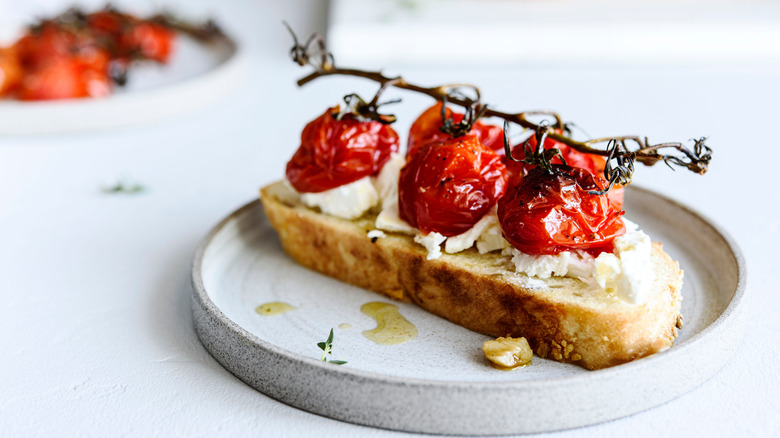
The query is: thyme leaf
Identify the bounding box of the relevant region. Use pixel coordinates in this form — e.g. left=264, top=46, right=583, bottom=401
left=103, top=175, right=146, bottom=194
left=318, top=328, right=347, bottom=365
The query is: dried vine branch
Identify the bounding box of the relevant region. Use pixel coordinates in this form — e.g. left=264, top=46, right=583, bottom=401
left=287, top=29, right=712, bottom=179
left=149, top=14, right=226, bottom=43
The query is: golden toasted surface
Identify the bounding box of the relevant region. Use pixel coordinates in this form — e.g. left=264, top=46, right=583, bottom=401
left=260, top=181, right=683, bottom=370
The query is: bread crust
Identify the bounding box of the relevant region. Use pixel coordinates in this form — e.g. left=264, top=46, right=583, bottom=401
left=260, top=181, right=683, bottom=370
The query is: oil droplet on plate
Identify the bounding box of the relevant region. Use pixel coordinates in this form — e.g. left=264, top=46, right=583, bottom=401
left=338, top=323, right=352, bottom=330
left=360, top=302, right=417, bottom=345
left=255, top=302, right=296, bottom=316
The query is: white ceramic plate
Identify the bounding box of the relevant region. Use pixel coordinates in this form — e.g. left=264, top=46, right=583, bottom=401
left=191, top=187, right=746, bottom=435
left=0, top=34, right=246, bottom=135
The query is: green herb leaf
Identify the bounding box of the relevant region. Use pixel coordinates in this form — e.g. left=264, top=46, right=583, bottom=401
left=103, top=175, right=146, bottom=194
left=326, top=328, right=335, bottom=345
left=317, top=328, right=346, bottom=365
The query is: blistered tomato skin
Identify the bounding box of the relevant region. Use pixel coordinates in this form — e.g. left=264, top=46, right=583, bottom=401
left=504, top=134, right=624, bottom=209
left=398, top=135, right=508, bottom=237
left=407, top=102, right=504, bottom=158
left=286, top=107, right=400, bottom=193
left=497, top=166, right=625, bottom=256
left=504, top=134, right=607, bottom=180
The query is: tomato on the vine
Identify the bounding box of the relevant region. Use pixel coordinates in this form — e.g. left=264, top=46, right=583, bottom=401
left=504, top=133, right=624, bottom=209
left=504, top=134, right=606, bottom=180
left=407, top=102, right=504, bottom=158
left=286, top=106, right=400, bottom=193
left=497, top=166, right=625, bottom=256
left=398, top=134, right=507, bottom=237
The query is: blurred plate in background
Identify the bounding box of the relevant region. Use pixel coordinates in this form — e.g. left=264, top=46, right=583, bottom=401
left=0, top=34, right=246, bottom=135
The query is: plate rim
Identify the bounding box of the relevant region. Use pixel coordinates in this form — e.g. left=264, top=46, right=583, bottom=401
left=191, top=185, right=747, bottom=389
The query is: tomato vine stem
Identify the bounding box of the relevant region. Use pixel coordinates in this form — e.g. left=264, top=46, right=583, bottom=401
left=290, top=29, right=712, bottom=176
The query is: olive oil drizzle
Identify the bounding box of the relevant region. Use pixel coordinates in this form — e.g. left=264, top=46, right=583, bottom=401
left=255, top=302, right=297, bottom=316
left=360, top=302, right=417, bottom=345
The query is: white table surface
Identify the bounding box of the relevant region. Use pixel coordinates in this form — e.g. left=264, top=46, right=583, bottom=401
left=1, top=0, right=778, bottom=436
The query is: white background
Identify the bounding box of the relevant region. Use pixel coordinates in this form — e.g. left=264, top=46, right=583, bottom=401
left=1, top=0, right=778, bottom=436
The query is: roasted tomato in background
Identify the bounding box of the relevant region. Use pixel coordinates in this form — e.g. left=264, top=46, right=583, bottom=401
left=16, top=57, right=111, bottom=100
left=286, top=106, right=400, bottom=193
left=14, top=23, right=73, bottom=69
left=0, top=46, right=22, bottom=96
left=15, top=35, right=112, bottom=100
left=497, top=166, right=625, bottom=256
left=407, top=102, right=504, bottom=158
left=2, top=8, right=179, bottom=101
left=399, top=134, right=508, bottom=236
left=12, top=20, right=114, bottom=100
left=119, top=22, right=175, bottom=63
left=87, top=10, right=128, bottom=36
left=88, top=10, right=175, bottom=63
left=504, top=133, right=624, bottom=209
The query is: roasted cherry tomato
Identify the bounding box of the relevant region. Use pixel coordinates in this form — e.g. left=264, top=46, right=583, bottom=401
left=88, top=10, right=174, bottom=63
left=13, top=20, right=114, bottom=100
left=119, top=22, right=175, bottom=63
left=87, top=10, right=129, bottom=37
left=497, top=166, right=625, bottom=256
left=407, top=102, right=504, bottom=158
left=17, top=57, right=111, bottom=100
left=398, top=134, right=508, bottom=236
left=286, top=106, right=400, bottom=193
left=504, top=134, right=624, bottom=209
left=15, top=24, right=75, bottom=69
left=0, top=46, right=22, bottom=96
left=504, top=134, right=606, bottom=180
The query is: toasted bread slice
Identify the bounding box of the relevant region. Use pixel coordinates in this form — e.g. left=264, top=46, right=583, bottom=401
left=260, top=181, right=683, bottom=370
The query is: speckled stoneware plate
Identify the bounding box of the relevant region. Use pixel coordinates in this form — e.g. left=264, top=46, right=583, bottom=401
left=191, top=186, right=747, bottom=435
left=0, top=35, right=246, bottom=135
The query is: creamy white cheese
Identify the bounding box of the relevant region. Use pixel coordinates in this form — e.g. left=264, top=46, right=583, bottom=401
left=445, top=211, right=497, bottom=254
left=476, top=221, right=512, bottom=254
left=374, top=153, right=418, bottom=235
left=509, top=249, right=596, bottom=279
left=367, top=229, right=386, bottom=239
left=510, top=251, right=575, bottom=279
left=505, top=219, right=653, bottom=304
left=374, top=153, right=405, bottom=203
left=594, top=222, right=653, bottom=304
left=296, top=176, right=379, bottom=220
left=376, top=202, right=417, bottom=234
left=414, top=232, right=446, bottom=260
